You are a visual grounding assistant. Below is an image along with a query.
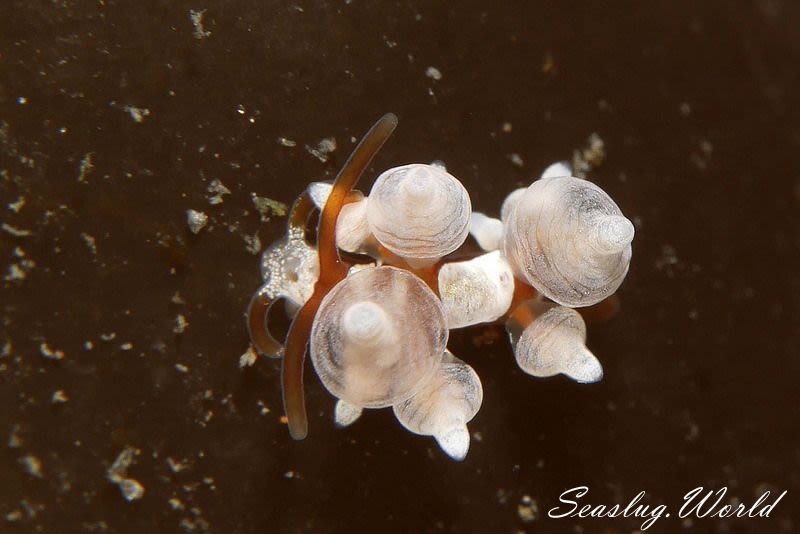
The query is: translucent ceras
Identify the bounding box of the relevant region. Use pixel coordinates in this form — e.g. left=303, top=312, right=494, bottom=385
left=310, top=266, right=447, bottom=409
left=245, top=114, right=635, bottom=461
left=502, top=174, right=634, bottom=307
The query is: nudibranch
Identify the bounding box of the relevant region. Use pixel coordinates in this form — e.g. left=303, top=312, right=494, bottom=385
left=245, top=114, right=634, bottom=460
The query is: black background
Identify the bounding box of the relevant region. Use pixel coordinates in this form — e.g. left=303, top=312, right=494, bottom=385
left=1, top=1, right=798, bottom=532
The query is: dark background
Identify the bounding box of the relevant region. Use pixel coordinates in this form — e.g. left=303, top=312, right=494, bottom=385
left=1, top=1, right=798, bottom=532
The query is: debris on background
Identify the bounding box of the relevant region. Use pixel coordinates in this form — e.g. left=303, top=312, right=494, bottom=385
left=186, top=209, right=209, bottom=234
left=107, top=447, right=145, bottom=502
left=251, top=193, right=288, bottom=222
left=305, top=137, right=337, bottom=163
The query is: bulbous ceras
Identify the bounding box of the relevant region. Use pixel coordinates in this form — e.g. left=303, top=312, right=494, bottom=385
left=310, top=266, right=448, bottom=408
left=502, top=175, right=634, bottom=307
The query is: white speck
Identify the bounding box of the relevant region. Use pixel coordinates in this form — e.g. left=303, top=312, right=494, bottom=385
left=81, top=233, right=97, bottom=255
left=84, top=340, right=94, bottom=350
left=502, top=122, right=513, bottom=133
left=186, top=209, right=208, bottom=234
left=7, top=196, right=25, bottom=213
left=189, top=9, right=211, bottom=39
left=1, top=341, right=10, bottom=357
left=51, top=390, right=69, bottom=403
left=305, top=137, right=337, bottom=163
left=257, top=400, right=270, bottom=415
left=8, top=425, right=22, bottom=448
left=17, top=97, right=28, bottom=105
left=1, top=223, right=32, bottom=237
left=250, top=193, right=288, bottom=221
left=17, top=154, right=34, bottom=168
left=239, top=345, right=257, bottom=368
left=243, top=232, right=261, bottom=255
left=77, top=152, right=94, bottom=182
left=206, top=179, right=231, bottom=205
left=173, top=314, right=189, bottom=334
left=107, top=447, right=145, bottom=502
left=117, top=479, right=145, bottom=502
left=517, top=495, right=539, bottom=523
left=5, top=253, right=35, bottom=281
left=100, top=332, right=117, bottom=342
left=508, top=153, right=524, bottom=168
left=5, top=263, right=26, bottom=282
left=572, top=132, right=606, bottom=177
left=40, top=342, right=65, bottom=360
left=166, top=457, right=188, bottom=473
left=123, top=105, right=150, bottom=123
left=175, top=363, right=189, bottom=373
left=19, top=500, right=44, bottom=519
left=680, top=102, right=692, bottom=116
left=655, top=244, right=679, bottom=273
left=236, top=104, right=246, bottom=115
left=5, top=510, right=22, bottom=522
left=19, top=455, right=43, bottom=478
left=425, top=66, right=443, bottom=81
left=277, top=136, right=297, bottom=147
left=284, top=470, right=300, bottom=479
left=168, top=497, right=185, bottom=511
left=120, top=342, right=133, bottom=351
